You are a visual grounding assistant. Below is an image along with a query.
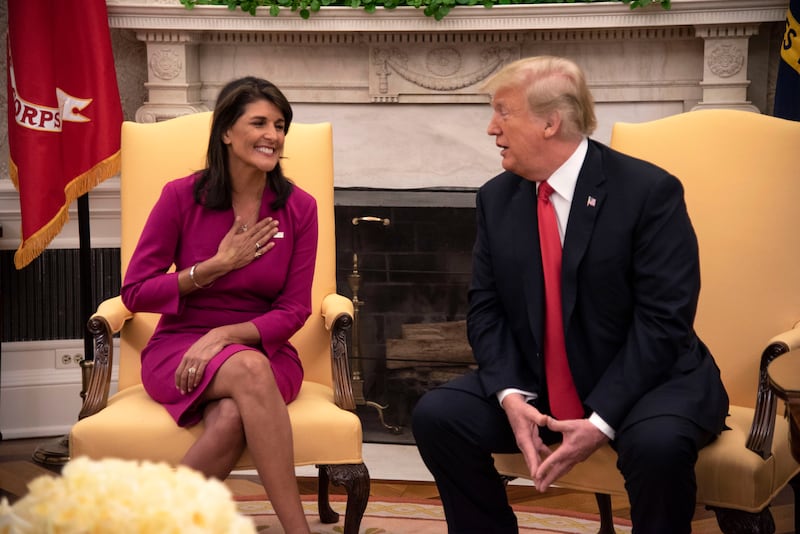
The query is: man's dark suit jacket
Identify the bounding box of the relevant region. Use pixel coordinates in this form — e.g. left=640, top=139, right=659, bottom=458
left=467, top=139, right=729, bottom=436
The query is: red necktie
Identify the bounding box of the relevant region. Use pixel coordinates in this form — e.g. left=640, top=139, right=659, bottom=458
left=537, top=181, right=583, bottom=420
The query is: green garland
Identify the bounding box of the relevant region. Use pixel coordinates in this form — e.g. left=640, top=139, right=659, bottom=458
left=180, top=0, right=670, bottom=21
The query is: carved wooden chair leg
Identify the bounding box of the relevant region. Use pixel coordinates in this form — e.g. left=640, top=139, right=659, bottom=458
left=789, top=472, right=800, bottom=534
left=317, top=465, right=339, bottom=524
left=322, top=463, right=371, bottom=534
left=594, top=493, right=616, bottom=534
left=707, top=506, right=776, bottom=534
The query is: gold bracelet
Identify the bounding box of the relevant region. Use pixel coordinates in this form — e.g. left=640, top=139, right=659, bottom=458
left=189, top=262, right=213, bottom=289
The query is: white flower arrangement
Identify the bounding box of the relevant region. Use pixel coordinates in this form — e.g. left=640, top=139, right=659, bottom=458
left=0, top=457, right=256, bottom=534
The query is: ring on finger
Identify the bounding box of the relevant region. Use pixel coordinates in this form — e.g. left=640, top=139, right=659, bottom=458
left=188, top=367, right=197, bottom=374
left=255, top=241, right=261, bottom=250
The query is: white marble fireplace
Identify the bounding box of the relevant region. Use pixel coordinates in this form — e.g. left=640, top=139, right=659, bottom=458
left=106, top=0, right=786, bottom=191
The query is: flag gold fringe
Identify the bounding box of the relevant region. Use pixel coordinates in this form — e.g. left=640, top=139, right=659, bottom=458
left=12, top=151, right=121, bottom=270
left=9, top=158, right=19, bottom=190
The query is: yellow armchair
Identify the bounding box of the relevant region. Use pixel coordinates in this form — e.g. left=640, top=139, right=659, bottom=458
left=494, top=109, right=800, bottom=533
left=69, top=112, right=370, bottom=534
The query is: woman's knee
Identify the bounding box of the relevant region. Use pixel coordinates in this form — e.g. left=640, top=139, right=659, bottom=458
left=227, top=351, right=276, bottom=388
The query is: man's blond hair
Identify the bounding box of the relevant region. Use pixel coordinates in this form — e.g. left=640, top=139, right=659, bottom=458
left=482, top=56, right=597, bottom=139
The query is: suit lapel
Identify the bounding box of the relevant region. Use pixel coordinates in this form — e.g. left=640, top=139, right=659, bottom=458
left=562, top=141, right=606, bottom=324
left=510, top=178, right=545, bottom=347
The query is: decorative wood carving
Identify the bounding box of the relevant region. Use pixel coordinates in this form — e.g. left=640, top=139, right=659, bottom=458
left=708, top=506, right=776, bottom=534
left=80, top=316, right=115, bottom=420
left=745, top=341, right=786, bottom=458
left=319, top=463, right=371, bottom=534
left=331, top=313, right=356, bottom=410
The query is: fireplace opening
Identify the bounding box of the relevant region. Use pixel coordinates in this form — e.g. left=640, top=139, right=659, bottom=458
left=334, top=189, right=477, bottom=444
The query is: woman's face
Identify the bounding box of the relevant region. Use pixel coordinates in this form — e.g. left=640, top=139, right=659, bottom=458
left=222, top=99, right=286, bottom=177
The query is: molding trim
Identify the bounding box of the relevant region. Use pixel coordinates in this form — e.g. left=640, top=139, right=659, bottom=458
left=106, top=1, right=786, bottom=33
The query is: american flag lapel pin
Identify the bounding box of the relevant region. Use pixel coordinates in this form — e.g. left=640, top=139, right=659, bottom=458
left=586, top=196, right=597, bottom=207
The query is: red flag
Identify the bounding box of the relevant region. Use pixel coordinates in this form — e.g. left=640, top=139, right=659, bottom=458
left=7, top=0, right=123, bottom=269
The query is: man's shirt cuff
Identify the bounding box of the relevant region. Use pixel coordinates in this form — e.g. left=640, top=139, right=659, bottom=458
left=497, top=388, right=537, bottom=406
left=589, top=412, right=616, bottom=440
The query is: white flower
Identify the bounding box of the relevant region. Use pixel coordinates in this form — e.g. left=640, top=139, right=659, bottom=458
left=0, top=457, right=256, bottom=534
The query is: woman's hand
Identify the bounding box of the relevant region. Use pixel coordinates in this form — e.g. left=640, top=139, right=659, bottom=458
left=175, top=329, right=228, bottom=394
left=185, top=217, right=279, bottom=291
left=216, top=216, right=280, bottom=270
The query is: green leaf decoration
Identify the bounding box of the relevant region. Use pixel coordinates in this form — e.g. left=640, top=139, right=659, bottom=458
left=179, top=0, right=670, bottom=20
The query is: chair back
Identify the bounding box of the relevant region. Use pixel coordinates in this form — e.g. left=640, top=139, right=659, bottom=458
left=609, top=109, right=800, bottom=407
left=117, top=113, right=336, bottom=390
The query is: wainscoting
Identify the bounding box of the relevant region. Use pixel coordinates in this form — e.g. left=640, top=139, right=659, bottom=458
left=0, top=339, right=121, bottom=440
left=1, top=247, right=122, bottom=439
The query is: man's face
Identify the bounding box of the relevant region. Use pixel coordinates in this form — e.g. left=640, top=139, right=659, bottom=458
left=486, top=85, right=549, bottom=182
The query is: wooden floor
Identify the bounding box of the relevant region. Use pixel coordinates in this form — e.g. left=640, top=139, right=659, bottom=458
left=0, top=436, right=795, bottom=533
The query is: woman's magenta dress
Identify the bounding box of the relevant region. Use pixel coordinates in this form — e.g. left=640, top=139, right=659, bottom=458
left=121, top=173, right=318, bottom=427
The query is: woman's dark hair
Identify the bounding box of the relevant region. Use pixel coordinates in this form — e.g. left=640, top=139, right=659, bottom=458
left=193, top=76, right=294, bottom=210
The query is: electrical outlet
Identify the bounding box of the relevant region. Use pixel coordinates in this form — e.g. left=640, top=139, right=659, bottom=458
left=55, top=349, right=84, bottom=369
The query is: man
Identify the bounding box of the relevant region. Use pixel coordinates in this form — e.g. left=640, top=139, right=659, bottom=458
left=412, top=56, right=729, bottom=533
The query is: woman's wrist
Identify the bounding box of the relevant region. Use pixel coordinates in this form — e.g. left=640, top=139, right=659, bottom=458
left=213, top=323, right=260, bottom=347
left=189, top=262, right=213, bottom=289
left=213, top=324, right=245, bottom=346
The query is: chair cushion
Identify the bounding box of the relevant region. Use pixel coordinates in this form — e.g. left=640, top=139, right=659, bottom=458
left=695, top=406, right=798, bottom=511
left=493, top=405, right=800, bottom=512
left=70, top=381, right=363, bottom=468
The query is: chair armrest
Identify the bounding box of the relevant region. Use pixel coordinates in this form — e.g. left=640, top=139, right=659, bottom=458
left=79, top=296, right=134, bottom=420
left=746, top=324, right=800, bottom=458
left=321, top=293, right=354, bottom=331
left=92, top=295, right=133, bottom=334
left=768, top=325, right=800, bottom=352
left=321, top=294, right=356, bottom=411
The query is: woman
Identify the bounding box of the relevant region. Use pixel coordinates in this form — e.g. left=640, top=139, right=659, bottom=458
left=121, top=77, right=316, bottom=534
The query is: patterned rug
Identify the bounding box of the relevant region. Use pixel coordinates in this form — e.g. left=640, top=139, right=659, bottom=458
left=236, top=495, right=633, bottom=533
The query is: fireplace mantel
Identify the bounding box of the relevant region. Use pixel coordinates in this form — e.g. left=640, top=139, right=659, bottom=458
left=101, top=0, right=785, bottom=191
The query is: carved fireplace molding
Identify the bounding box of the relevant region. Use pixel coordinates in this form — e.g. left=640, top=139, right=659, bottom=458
left=107, top=0, right=785, bottom=121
